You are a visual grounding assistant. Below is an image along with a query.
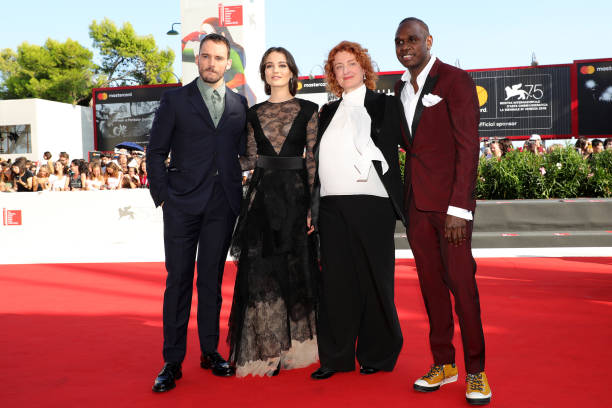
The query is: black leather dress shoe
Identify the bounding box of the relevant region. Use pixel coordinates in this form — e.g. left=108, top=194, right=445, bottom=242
left=152, top=362, right=182, bottom=393
left=272, top=362, right=281, bottom=377
left=311, top=366, right=337, bottom=380
left=360, top=366, right=380, bottom=375
left=200, top=351, right=235, bottom=377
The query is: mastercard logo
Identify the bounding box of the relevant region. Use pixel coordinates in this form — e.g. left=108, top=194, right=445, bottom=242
left=97, top=92, right=108, bottom=101
left=476, top=85, right=488, bottom=107
left=580, top=65, right=595, bottom=75
left=297, top=81, right=303, bottom=91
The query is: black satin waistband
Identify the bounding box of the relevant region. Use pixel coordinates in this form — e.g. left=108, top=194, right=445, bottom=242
left=256, top=156, right=305, bottom=170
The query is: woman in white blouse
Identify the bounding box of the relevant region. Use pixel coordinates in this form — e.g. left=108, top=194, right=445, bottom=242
left=86, top=162, right=105, bottom=190
left=310, top=41, right=407, bottom=380
left=48, top=161, right=69, bottom=191
left=104, top=162, right=122, bottom=190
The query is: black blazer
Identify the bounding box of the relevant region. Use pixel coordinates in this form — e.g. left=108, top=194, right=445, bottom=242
left=311, top=89, right=406, bottom=227
left=147, top=79, right=248, bottom=215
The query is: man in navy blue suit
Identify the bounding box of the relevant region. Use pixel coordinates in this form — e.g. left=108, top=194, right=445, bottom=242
left=147, top=33, right=248, bottom=392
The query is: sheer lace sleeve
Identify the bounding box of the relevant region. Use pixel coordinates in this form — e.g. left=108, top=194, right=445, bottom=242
left=239, top=121, right=257, bottom=171
left=305, top=110, right=318, bottom=194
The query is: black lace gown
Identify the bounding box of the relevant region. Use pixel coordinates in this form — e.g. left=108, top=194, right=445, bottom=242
left=228, top=98, right=319, bottom=377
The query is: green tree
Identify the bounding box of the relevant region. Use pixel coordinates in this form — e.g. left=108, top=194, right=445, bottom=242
left=89, top=18, right=176, bottom=86
left=0, top=39, right=95, bottom=105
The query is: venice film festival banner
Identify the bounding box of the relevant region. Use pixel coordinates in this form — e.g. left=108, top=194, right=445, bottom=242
left=92, top=84, right=181, bottom=152
left=471, top=65, right=572, bottom=137
left=297, top=65, right=573, bottom=139
left=576, top=58, right=612, bottom=136
left=180, top=0, right=266, bottom=105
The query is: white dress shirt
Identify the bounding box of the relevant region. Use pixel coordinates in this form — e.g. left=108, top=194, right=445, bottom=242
left=401, top=56, right=472, bottom=221
left=319, top=84, right=388, bottom=198
left=400, top=54, right=437, bottom=132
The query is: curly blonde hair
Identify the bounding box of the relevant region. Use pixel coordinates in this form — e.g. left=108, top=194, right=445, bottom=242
left=324, top=41, right=378, bottom=97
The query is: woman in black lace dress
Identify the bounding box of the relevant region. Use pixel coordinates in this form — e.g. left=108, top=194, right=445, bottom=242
left=227, top=47, right=319, bottom=377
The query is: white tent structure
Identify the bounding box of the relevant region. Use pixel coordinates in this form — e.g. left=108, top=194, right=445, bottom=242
left=0, top=98, right=93, bottom=163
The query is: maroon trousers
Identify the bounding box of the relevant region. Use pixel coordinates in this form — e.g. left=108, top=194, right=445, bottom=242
left=407, top=197, right=485, bottom=374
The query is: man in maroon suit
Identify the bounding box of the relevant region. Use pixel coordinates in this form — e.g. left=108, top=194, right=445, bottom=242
left=394, top=18, right=492, bottom=405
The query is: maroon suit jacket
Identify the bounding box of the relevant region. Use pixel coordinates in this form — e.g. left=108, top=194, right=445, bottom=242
left=395, top=58, right=480, bottom=214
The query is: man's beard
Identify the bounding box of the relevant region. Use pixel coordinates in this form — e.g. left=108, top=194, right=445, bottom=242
left=201, top=68, right=223, bottom=84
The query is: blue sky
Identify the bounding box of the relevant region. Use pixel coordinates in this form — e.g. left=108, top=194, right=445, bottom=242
left=1, top=0, right=610, bottom=79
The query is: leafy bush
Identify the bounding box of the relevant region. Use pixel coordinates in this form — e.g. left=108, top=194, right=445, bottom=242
left=539, top=146, right=590, bottom=198
left=399, top=146, right=612, bottom=199
left=585, top=149, right=612, bottom=197
left=475, top=147, right=611, bottom=199
left=476, top=150, right=548, bottom=199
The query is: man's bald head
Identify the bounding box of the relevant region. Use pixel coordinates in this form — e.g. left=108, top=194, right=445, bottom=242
left=395, top=17, right=433, bottom=76
left=398, top=17, right=430, bottom=36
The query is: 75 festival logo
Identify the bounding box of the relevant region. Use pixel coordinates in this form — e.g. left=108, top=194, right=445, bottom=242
left=504, top=83, right=544, bottom=100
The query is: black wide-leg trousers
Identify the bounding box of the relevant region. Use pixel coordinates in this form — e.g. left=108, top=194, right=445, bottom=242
left=317, top=195, right=403, bottom=371
left=161, top=181, right=237, bottom=363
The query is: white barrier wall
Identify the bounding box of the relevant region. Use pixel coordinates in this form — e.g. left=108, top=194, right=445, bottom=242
left=0, top=190, right=164, bottom=264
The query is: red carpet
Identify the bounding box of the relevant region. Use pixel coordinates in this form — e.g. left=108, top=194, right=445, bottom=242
left=1, top=258, right=611, bottom=407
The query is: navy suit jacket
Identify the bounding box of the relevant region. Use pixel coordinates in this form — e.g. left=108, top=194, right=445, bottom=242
left=147, top=78, right=248, bottom=215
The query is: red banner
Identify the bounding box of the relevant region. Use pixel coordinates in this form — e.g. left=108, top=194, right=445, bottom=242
left=3, top=208, right=22, bottom=226
left=218, top=4, right=243, bottom=26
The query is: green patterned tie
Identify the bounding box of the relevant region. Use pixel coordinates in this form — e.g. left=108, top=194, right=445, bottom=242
left=211, top=89, right=221, bottom=127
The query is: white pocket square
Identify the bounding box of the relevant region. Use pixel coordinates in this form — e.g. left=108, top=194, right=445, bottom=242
left=422, top=93, right=443, bottom=107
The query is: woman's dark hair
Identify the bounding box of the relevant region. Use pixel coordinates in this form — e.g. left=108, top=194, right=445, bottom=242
left=1, top=166, right=13, bottom=182
left=121, top=174, right=133, bottom=188
left=259, top=47, right=299, bottom=96
left=78, top=160, right=89, bottom=176
left=138, top=159, right=147, bottom=176
left=11, top=157, right=27, bottom=175
left=575, top=137, right=588, bottom=150
left=499, top=138, right=513, bottom=156
left=70, top=159, right=89, bottom=176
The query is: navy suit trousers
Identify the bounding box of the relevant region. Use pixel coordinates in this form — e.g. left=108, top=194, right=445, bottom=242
left=161, top=179, right=237, bottom=363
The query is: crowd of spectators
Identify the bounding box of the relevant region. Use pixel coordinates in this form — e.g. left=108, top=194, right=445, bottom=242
left=481, top=136, right=612, bottom=160
left=0, top=148, right=149, bottom=192
left=2, top=137, right=610, bottom=193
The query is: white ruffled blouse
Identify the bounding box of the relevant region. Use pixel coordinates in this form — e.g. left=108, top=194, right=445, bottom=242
left=319, top=84, right=388, bottom=198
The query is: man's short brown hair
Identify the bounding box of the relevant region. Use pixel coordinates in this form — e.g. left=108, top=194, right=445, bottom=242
left=199, top=33, right=231, bottom=59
